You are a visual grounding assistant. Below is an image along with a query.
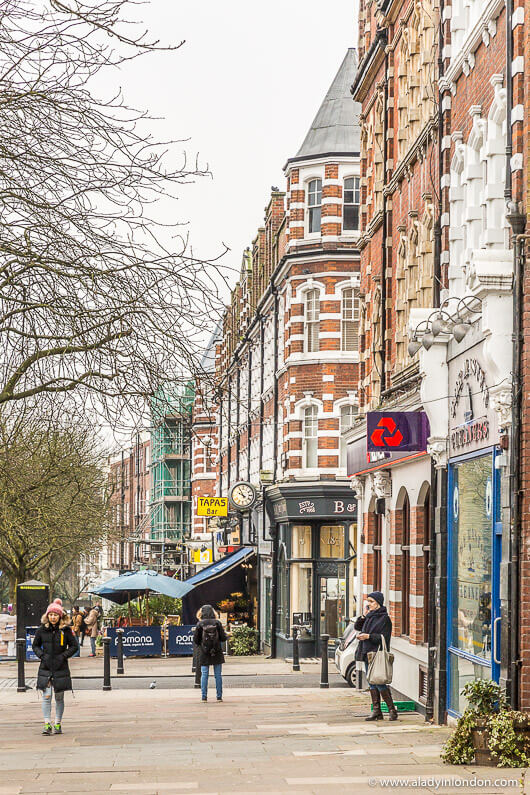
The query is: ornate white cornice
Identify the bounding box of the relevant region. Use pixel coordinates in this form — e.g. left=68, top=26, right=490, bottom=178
left=490, top=383, right=512, bottom=428
left=427, top=436, right=448, bottom=469
left=371, top=470, right=392, bottom=499
left=443, top=0, right=505, bottom=84
left=350, top=476, right=364, bottom=497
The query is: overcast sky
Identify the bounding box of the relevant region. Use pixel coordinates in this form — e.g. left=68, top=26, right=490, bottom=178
left=119, top=1, right=357, bottom=279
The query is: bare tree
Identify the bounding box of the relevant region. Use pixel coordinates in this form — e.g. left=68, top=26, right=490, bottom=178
left=0, top=0, right=229, bottom=424
left=0, top=412, right=113, bottom=600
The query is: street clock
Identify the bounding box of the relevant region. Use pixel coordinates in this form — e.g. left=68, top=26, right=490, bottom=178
left=228, top=481, right=257, bottom=511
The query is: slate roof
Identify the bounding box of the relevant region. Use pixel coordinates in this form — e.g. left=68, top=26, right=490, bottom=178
left=287, top=48, right=360, bottom=165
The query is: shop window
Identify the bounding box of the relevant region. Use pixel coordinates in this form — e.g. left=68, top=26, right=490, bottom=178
left=292, top=525, right=312, bottom=558
left=343, top=176, right=360, bottom=231
left=290, top=563, right=313, bottom=626
left=401, top=493, right=411, bottom=637
left=339, top=404, right=358, bottom=466
left=450, top=456, right=493, bottom=660
left=277, top=545, right=289, bottom=635
left=304, top=289, right=320, bottom=352
left=341, top=287, right=360, bottom=351
left=307, top=178, right=322, bottom=234
left=303, top=406, right=318, bottom=468
left=319, top=565, right=347, bottom=640
left=320, top=525, right=345, bottom=558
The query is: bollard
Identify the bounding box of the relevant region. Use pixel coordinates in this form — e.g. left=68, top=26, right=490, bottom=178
left=116, top=628, right=124, bottom=675
left=102, top=636, right=112, bottom=691
left=16, top=638, right=26, bottom=693
left=292, top=627, right=300, bottom=672
left=320, top=633, right=330, bottom=689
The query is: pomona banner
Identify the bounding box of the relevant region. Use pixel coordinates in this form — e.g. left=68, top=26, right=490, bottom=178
left=167, top=624, right=195, bottom=656
left=106, top=626, right=162, bottom=657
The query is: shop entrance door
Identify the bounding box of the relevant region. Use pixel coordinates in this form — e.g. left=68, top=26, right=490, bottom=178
left=318, top=564, right=347, bottom=647
left=447, top=450, right=501, bottom=716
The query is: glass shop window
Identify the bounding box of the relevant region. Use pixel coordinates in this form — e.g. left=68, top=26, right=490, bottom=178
left=291, top=525, right=312, bottom=558
left=320, top=525, right=345, bottom=558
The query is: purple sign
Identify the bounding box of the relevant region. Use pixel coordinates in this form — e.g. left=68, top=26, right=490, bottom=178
left=367, top=412, right=429, bottom=453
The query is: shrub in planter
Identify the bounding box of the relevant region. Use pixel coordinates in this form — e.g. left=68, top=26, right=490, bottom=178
left=229, top=625, right=258, bottom=656
left=441, top=678, right=530, bottom=768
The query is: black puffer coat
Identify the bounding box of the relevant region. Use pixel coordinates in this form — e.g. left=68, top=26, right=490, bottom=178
left=193, top=618, right=227, bottom=667
left=354, top=606, right=392, bottom=663
left=32, top=618, right=78, bottom=692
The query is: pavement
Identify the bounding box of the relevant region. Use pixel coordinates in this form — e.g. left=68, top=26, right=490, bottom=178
left=1, top=652, right=529, bottom=794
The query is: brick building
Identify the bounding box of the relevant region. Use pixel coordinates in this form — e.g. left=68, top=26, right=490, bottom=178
left=205, top=49, right=363, bottom=656
left=348, top=0, right=439, bottom=712
left=347, top=0, right=529, bottom=720
left=108, top=434, right=151, bottom=572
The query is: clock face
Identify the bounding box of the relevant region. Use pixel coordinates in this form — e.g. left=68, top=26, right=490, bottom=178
left=229, top=481, right=256, bottom=510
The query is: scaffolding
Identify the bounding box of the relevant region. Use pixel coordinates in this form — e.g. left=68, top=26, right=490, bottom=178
left=150, top=383, right=194, bottom=549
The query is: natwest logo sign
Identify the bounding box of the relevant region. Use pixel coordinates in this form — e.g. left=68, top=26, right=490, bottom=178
left=367, top=412, right=429, bottom=453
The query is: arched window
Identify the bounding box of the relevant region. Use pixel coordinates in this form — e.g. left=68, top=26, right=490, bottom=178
left=401, top=492, right=411, bottom=637
left=339, top=404, right=358, bottom=467
left=307, top=178, right=322, bottom=234
left=343, top=177, right=360, bottom=231
left=303, top=405, right=318, bottom=468
left=305, top=288, right=320, bottom=352
left=341, top=287, right=359, bottom=351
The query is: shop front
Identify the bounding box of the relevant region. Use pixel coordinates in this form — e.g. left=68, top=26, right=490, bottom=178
left=266, top=483, right=357, bottom=658
left=447, top=350, right=503, bottom=716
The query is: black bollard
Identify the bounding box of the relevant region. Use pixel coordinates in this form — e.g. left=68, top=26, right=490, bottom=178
left=292, top=627, right=300, bottom=672
left=102, top=636, right=112, bottom=691
left=320, top=633, right=329, bottom=689
left=116, top=628, right=124, bottom=675
left=16, top=638, right=26, bottom=693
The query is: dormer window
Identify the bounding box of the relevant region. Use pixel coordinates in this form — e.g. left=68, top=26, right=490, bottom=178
left=307, top=179, right=322, bottom=234
left=343, top=177, right=360, bottom=231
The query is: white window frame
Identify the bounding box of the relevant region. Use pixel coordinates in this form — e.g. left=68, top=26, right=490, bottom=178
left=302, top=405, right=318, bottom=469
left=307, top=178, right=322, bottom=235
left=305, top=288, right=320, bottom=353
left=341, top=286, right=360, bottom=352
left=339, top=404, right=358, bottom=467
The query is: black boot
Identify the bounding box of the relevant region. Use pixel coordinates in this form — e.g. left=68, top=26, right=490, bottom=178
left=365, top=688, right=383, bottom=720
left=380, top=686, right=398, bottom=720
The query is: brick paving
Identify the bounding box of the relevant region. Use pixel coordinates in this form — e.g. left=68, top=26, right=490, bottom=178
left=1, top=682, right=528, bottom=794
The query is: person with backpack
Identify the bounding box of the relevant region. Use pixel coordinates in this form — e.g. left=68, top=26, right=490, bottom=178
left=32, top=598, right=78, bottom=735
left=193, top=604, right=227, bottom=702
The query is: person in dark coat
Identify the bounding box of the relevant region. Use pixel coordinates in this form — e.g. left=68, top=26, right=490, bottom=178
left=193, top=604, right=227, bottom=702
left=32, top=598, right=79, bottom=735
left=354, top=591, right=397, bottom=721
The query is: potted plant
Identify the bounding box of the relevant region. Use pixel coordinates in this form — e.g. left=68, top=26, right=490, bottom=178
left=442, top=678, right=530, bottom=767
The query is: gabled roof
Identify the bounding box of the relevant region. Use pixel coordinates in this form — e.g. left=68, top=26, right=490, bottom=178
left=200, top=321, right=222, bottom=373
left=286, top=48, right=360, bottom=167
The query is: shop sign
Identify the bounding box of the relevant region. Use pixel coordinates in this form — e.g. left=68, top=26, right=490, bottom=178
left=197, top=497, right=228, bottom=517
left=367, top=411, right=429, bottom=452
left=107, top=626, right=162, bottom=657
left=449, top=352, right=496, bottom=456
left=271, top=495, right=357, bottom=522
left=347, top=436, right=427, bottom=477
left=167, top=625, right=194, bottom=656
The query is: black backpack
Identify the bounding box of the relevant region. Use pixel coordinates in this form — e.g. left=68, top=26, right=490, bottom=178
left=201, top=622, right=220, bottom=657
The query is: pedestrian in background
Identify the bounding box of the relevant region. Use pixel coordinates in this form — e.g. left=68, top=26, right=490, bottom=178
left=71, top=606, right=83, bottom=656
left=32, top=598, right=78, bottom=735
left=193, top=604, right=227, bottom=702
left=355, top=591, right=397, bottom=721
left=85, top=603, right=101, bottom=657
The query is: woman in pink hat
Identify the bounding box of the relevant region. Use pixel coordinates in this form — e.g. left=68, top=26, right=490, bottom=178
left=32, top=598, right=78, bottom=735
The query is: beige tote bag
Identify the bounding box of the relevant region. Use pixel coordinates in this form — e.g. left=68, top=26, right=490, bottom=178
left=366, top=635, right=394, bottom=685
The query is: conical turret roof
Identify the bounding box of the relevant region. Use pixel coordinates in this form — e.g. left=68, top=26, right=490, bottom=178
left=287, top=48, right=360, bottom=166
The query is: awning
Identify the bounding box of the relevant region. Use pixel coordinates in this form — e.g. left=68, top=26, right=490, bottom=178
left=184, top=547, right=255, bottom=588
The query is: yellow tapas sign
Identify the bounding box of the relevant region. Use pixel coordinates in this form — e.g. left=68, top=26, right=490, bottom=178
left=197, top=497, right=228, bottom=517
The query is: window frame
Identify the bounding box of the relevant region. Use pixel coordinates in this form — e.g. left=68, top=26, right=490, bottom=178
left=341, top=286, right=360, bottom=352
left=307, top=178, right=322, bottom=235
left=343, top=176, right=360, bottom=233
left=302, top=405, right=318, bottom=469
left=304, top=288, right=320, bottom=353
left=339, top=403, right=358, bottom=467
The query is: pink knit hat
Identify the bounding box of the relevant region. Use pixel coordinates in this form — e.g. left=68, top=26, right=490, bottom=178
left=45, top=598, right=64, bottom=617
